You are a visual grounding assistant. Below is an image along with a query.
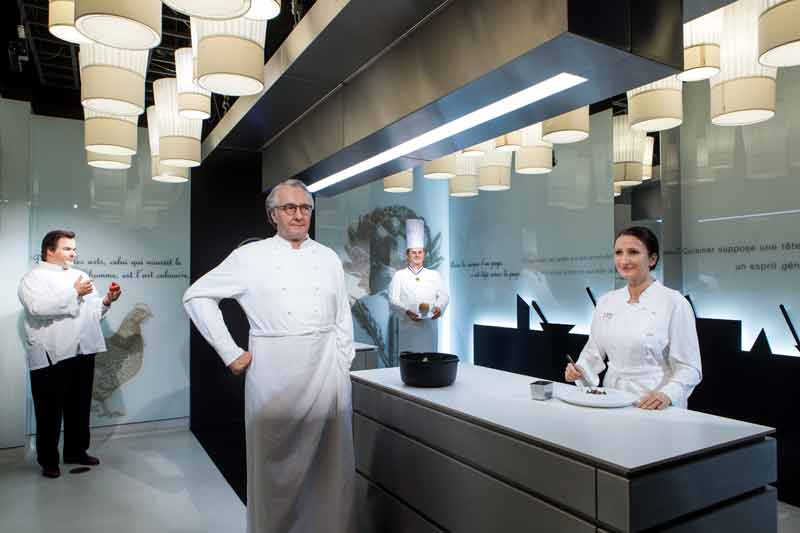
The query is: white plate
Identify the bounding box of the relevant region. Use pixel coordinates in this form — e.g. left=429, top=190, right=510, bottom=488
left=556, top=385, right=638, bottom=408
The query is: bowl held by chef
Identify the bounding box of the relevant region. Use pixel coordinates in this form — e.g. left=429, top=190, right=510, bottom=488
left=565, top=226, right=702, bottom=410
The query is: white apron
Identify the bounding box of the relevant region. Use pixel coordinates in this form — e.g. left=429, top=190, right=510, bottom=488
left=388, top=267, right=449, bottom=354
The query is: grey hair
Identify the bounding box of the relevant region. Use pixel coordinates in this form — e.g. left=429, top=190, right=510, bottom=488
left=265, top=179, right=314, bottom=213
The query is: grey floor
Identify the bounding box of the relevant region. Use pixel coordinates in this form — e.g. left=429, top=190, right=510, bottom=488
left=0, top=429, right=245, bottom=533
left=1, top=429, right=799, bottom=533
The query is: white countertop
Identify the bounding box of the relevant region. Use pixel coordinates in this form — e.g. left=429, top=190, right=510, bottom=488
left=350, top=364, right=774, bottom=474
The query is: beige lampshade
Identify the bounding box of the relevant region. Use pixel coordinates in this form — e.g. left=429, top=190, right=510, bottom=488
left=74, top=0, right=161, bottom=50
left=477, top=149, right=512, bottom=191
left=245, top=0, right=282, bottom=20
left=175, top=48, right=211, bottom=120
left=542, top=106, right=589, bottom=144
left=515, top=123, right=553, bottom=174
left=613, top=184, right=622, bottom=197
left=462, top=140, right=492, bottom=158
left=679, top=9, right=722, bottom=82
left=49, top=1, right=94, bottom=44
left=84, top=109, right=138, bottom=156
left=494, top=132, right=522, bottom=152
left=627, top=75, right=683, bottom=132
left=80, top=43, right=148, bottom=116
left=87, top=150, right=131, bottom=170
left=759, top=0, right=800, bottom=67
left=163, top=0, right=251, bottom=19
left=642, top=136, right=655, bottom=180
left=613, top=114, right=645, bottom=187
left=383, top=169, right=413, bottom=193
left=449, top=155, right=479, bottom=197
left=423, top=153, right=457, bottom=180
left=154, top=78, right=202, bottom=168
left=192, top=16, right=267, bottom=96
left=147, top=105, right=190, bottom=183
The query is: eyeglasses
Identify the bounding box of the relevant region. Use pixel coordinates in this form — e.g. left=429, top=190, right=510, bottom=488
left=275, top=203, right=313, bottom=216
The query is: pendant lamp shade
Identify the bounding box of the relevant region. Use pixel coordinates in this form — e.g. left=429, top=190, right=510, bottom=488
left=192, top=16, right=267, bottom=96
left=711, top=0, right=777, bottom=126
left=163, top=0, right=252, bottom=19
left=383, top=169, right=413, bottom=193
left=74, top=0, right=161, bottom=50
left=613, top=114, right=645, bottom=187
left=449, top=155, right=479, bottom=197
left=613, top=184, right=622, bottom=197
left=477, top=149, right=512, bottom=191
left=175, top=48, right=211, bottom=120
left=80, top=44, right=148, bottom=116
left=146, top=106, right=190, bottom=183
left=679, top=8, right=723, bottom=81
left=515, top=123, right=553, bottom=174
left=462, top=140, right=492, bottom=158
left=423, top=153, right=457, bottom=180
left=84, top=108, right=138, bottom=156
left=542, top=106, right=590, bottom=144
left=494, top=132, right=522, bottom=152
left=627, top=75, right=683, bottom=132
left=49, top=1, right=94, bottom=44
left=154, top=78, right=202, bottom=168
left=245, top=0, right=282, bottom=20
left=759, top=0, right=800, bottom=67
left=87, top=150, right=131, bottom=170
left=642, top=136, right=655, bottom=181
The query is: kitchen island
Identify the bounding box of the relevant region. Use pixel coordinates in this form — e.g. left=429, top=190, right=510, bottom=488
left=352, top=364, right=776, bottom=532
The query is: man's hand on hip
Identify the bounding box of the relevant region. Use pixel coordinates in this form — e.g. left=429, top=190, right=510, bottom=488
left=229, top=351, right=252, bottom=375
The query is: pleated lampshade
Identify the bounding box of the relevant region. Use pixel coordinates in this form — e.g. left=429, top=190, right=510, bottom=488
left=74, top=0, right=161, bottom=50
left=494, top=131, right=522, bottom=152
left=627, top=75, right=683, bottom=132
left=423, top=153, right=457, bottom=180
left=49, top=1, right=94, bottom=44
left=542, top=106, right=590, bottom=144
left=679, top=8, right=723, bottom=81
left=711, top=0, right=777, bottom=126
left=192, top=16, right=267, bottom=96
left=515, top=123, right=553, bottom=174
left=642, top=136, right=655, bottom=181
left=146, top=105, right=191, bottom=183
left=245, top=0, right=282, bottom=20
left=383, top=169, right=413, bottom=193
left=477, top=149, right=512, bottom=191
left=163, top=0, right=252, bottom=19
left=153, top=78, right=202, bottom=168
left=759, top=0, right=800, bottom=67
left=613, top=114, right=645, bottom=187
left=87, top=150, right=131, bottom=170
left=84, top=108, right=138, bottom=156
left=80, top=43, right=148, bottom=116
left=462, top=140, right=492, bottom=158
left=449, top=155, right=479, bottom=197
left=175, top=48, right=211, bottom=120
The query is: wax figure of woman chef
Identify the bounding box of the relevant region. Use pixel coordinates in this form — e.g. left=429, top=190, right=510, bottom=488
left=389, top=219, right=449, bottom=353
left=565, top=226, right=702, bottom=410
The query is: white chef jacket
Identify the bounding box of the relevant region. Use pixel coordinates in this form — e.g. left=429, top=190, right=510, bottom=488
left=576, top=280, right=702, bottom=408
left=183, top=235, right=355, bottom=533
left=18, top=262, right=109, bottom=371
left=388, top=266, right=449, bottom=353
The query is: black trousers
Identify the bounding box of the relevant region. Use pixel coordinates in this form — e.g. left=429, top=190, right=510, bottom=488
left=29, top=354, right=95, bottom=469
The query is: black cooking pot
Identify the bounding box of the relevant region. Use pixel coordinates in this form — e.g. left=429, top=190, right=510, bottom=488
left=399, top=352, right=459, bottom=387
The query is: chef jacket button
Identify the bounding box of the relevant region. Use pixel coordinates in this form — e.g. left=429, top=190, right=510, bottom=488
left=282, top=287, right=286, bottom=291
left=288, top=311, right=292, bottom=315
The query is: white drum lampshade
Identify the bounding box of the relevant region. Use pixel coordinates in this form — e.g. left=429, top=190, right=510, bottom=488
left=642, top=136, right=655, bottom=181
left=245, top=0, right=282, bottom=20
left=679, top=8, right=723, bottom=81
left=449, top=155, right=479, bottom=197
left=542, top=106, right=590, bottom=144
left=87, top=150, right=131, bottom=170
left=515, top=123, right=553, bottom=174
left=175, top=48, right=211, bottom=120
left=711, top=0, right=777, bottom=126
left=759, top=0, right=800, bottom=67
left=192, top=16, right=267, bottom=96
left=462, top=140, right=492, bottom=158
left=423, top=153, right=457, bottom=180
left=49, top=1, right=94, bottom=44
left=477, top=149, right=512, bottom=191
left=163, top=0, right=252, bottom=19
left=494, top=131, right=522, bottom=152
left=84, top=108, right=138, bottom=156
left=146, top=106, right=190, bottom=183
left=74, top=0, right=161, bottom=50
left=613, top=114, right=645, bottom=187
left=80, top=44, right=148, bottom=116
left=613, top=184, right=622, bottom=197
left=154, top=78, right=202, bottom=168
left=383, top=169, right=413, bottom=193
left=627, top=75, right=683, bottom=132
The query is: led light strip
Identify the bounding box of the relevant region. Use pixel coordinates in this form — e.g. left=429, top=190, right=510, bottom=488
left=307, top=72, right=588, bottom=193
left=698, top=208, right=800, bottom=223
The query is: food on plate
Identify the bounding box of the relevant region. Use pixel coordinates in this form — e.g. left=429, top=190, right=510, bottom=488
left=586, top=388, right=607, bottom=395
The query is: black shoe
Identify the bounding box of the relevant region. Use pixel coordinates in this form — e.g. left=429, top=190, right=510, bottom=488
left=64, top=454, right=100, bottom=466
left=42, top=467, right=61, bottom=479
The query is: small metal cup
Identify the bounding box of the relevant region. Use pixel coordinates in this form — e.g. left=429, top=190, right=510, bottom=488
left=530, top=380, right=553, bottom=401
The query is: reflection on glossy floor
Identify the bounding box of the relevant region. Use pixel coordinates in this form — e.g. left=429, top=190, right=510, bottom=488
left=0, top=428, right=245, bottom=533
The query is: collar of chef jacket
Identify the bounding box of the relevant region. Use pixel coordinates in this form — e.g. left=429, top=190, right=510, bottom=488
left=274, top=234, right=313, bottom=249
left=37, top=260, right=69, bottom=272
left=625, top=278, right=662, bottom=306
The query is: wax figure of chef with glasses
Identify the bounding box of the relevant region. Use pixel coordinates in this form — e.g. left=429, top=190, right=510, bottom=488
left=388, top=219, right=449, bottom=353
left=565, top=226, right=702, bottom=410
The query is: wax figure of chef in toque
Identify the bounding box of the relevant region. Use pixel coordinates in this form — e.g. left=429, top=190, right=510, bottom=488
left=182, top=179, right=356, bottom=533
left=389, top=219, right=449, bottom=353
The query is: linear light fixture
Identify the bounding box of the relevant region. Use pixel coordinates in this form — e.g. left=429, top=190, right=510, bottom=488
left=307, top=72, right=588, bottom=193
left=698, top=208, right=800, bottom=223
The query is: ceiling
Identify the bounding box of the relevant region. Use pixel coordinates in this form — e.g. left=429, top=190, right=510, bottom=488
left=0, top=0, right=316, bottom=135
